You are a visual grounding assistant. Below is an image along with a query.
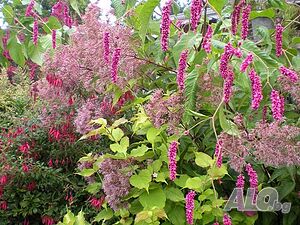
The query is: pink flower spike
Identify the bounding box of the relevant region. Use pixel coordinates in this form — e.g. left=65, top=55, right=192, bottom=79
left=231, top=0, right=245, bottom=35
left=111, top=48, right=121, bottom=83
left=223, top=69, right=234, bottom=103
left=214, top=140, right=223, bottom=168
left=223, top=214, right=232, bottom=225
left=33, top=19, right=39, bottom=45
left=190, top=0, right=203, bottom=31
left=52, top=30, right=56, bottom=49
left=202, top=25, right=213, bottom=53
left=279, top=66, right=298, bottom=82
left=103, top=32, right=110, bottom=63
left=185, top=190, right=196, bottom=224
left=275, top=23, right=283, bottom=57
left=241, top=4, right=251, bottom=40
left=177, top=50, right=189, bottom=91
left=168, top=141, right=178, bottom=181
left=25, top=0, right=35, bottom=17
left=248, top=69, right=263, bottom=110
left=270, top=89, right=284, bottom=121
left=160, top=0, right=173, bottom=51
left=240, top=53, right=254, bottom=72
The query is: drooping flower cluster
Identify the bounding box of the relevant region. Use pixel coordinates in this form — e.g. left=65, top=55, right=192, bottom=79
left=25, top=0, right=35, bottom=17
left=100, top=158, right=135, bottom=211
left=214, top=140, right=223, bottom=168
left=202, top=25, right=213, bottom=53
left=223, top=68, right=234, bottom=103
left=103, top=32, right=110, bottom=63
left=177, top=50, right=189, bottom=91
left=223, top=214, right=232, bottom=225
left=231, top=0, right=245, bottom=35
left=241, top=4, right=251, bottom=40
left=111, top=48, right=121, bottom=83
left=240, top=53, right=254, bottom=72
left=190, top=0, right=203, bottom=31
left=270, top=89, right=284, bottom=121
left=52, top=30, right=56, bottom=49
left=168, top=141, right=178, bottom=181
left=220, top=43, right=241, bottom=79
left=33, top=19, right=39, bottom=45
left=236, top=174, right=245, bottom=188
left=51, top=0, right=72, bottom=27
left=275, top=23, right=283, bottom=57
left=145, top=90, right=184, bottom=134
left=2, top=31, right=11, bottom=60
left=41, top=215, right=55, bottom=225
left=89, top=196, right=105, bottom=209
left=279, top=66, right=298, bottom=82
left=185, top=190, right=196, bottom=224
left=160, top=0, right=173, bottom=51
left=248, top=69, right=263, bottom=110
left=245, top=163, right=258, bottom=202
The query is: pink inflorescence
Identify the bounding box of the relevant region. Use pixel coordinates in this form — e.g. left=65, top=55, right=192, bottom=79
left=220, top=43, right=241, bottom=79
left=270, top=89, right=284, bottom=121
left=223, top=214, right=232, bottom=225
left=160, top=0, right=173, bottom=51
left=275, top=23, right=283, bottom=57
left=103, top=32, right=110, bottom=64
left=33, top=19, right=39, bottom=45
left=241, top=4, right=251, bottom=40
left=185, top=190, right=196, bottom=224
left=248, top=69, right=263, bottom=110
left=177, top=50, right=189, bottom=91
left=223, top=69, right=234, bottom=103
left=245, top=163, right=258, bottom=203
left=168, top=141, right=178, bottom=181
left=52, top=30, right=56, bottom=49
left=279, top=66, right=298, bottom=83
left=236, top=174, right=245, bottom=188
left=214, top=139, right=223, bottom=168
left=202, top=25, right=213, bottom=53
left=111, top=48, right=121, bottom=83
left=231, top=0, right=245, bottom=35
left=190, top=0, right=203, bottom=31
left=25, top=0, right=35, bottom=17
left=240, top=53, right=254, bottom=72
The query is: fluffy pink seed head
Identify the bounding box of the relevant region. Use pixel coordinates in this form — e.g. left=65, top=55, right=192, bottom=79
left=185, top=190, right=196, bottom=224
left=168, top=141, right=178, bottom=181
left=177, top=50, right=189, bottom=91
left=275, top=23, right=283, bottom=57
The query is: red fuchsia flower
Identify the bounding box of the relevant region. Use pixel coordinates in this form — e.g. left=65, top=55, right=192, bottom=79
left=111, top=48, right=121, bottom=83
left=27, top=181, right=36, bottom=191
left=177, top=50, right=189, bottom=91
left=160, top=0, right=173, bottom=51
left=240, top=53, right=254, bottom=72
left=0, top=175, right=8, bottom=185
left=223, top=69, right=234, bottom=103
left=49, top=127, right=61, bottom=141
left=48, top=159, right=53, bottom=167
left=0, top=201, right=8, bottom=210
left=22, top=163, right=30, bottom=173
left=19, top=142, right=30, bottom=154
left=245, top=163, right=258, bottom=203
left=89, top=196, right=105, bottom=209
left=241, top=4, right=251, bottom=40
left=279, top=66, right=298, bottom=82
left=185, top=190, right=196, bottom=224
left=41, top=215, right=55, bottom=225
left=46, top=74, right=63, bottom=87
left=231, top=0, right=245, bottom=35
left=275, top=23, right=283, bottom=57
left=248, top=69, right=263, bottom=110
left=33, top=19, right=39, bottom=45
left=214, top=140, right=223, bottom=168
left=270, top=89, right=284, bottom=121
left=23, top=218, right=30, bottom=225
left=190, top=0, right=203, bottom=31
left=103, top=32, right=110, bottom=64
left=202, top=25, right=213, bottom=53
left=52, top=30, right=56, bottom=49
left=223, top=214, right=232, bottom=225
left=25, top=0, right=35, bottom=17
left=168, top=141, right=178, bottom=181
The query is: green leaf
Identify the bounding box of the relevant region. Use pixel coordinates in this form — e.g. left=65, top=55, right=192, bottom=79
left=77, top=168, right=95, bottom=177
left=146, top=127, right=160, bottom=144
left=111, top=0, right=126, bottom=18
left=139, top=188, right=166, bottom=209
left=185, top=176, right=207, bottom=191
left=250, top=8, right=275, bottom=20
left=208, top=164, right=228, bottom=179
left=7, top=37, right=25, bottom=66
left=75, top=211, right=88, bottom=225
left=111, top=117, right=128, bottom=128
left=2, top=5, right=14, bottom=24
left=63, top=210, right=76, bottom=225
left=167, top=205, right=185, bottom=225
left=94, top=208, right=113, bottom=222
left=130, top=169, right=152, bottom=190
left=208, top=0, right=227, bottom=16
left=195, top=152, right=213, bottom=168
left=164, top=187, right=184, bottom=202
left=131, top=145, right=149, bottom=157
left=218, top=107, right=239, bottom=136
left=28, top=42, right=43, bottom=66
left=43, top=16, right=62, bottom=33
left=85, top=182, right=101, bottom=195
left=137, top=0, right=160, bottom=42
left=70, top=0, right=81, bottom=15
left=111, top=128, right=124, bottom=142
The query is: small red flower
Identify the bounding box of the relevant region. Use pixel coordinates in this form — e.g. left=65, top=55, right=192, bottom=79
left=0, top=201, right=8, bottom=210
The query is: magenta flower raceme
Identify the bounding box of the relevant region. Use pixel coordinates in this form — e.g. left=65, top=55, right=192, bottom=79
left=103, top=32, right=110, bottom=63
left=223, top=69, right=234, bottom=103
left=214, top=140, right=223, bottom=168
left=231, top=0, right=245, bottom=35
left=270, top=89, right=284, bottom=121
left=241, top=4, right=251, bottom=40
left=236, top=174, right=245, bottom=188
left=220, top=43, right=235, bottom=79
left=190, top=0, right=203, bottom=31
left=160, top=0, right=173, bottom=51
left=248, top=69, right=263, bottom=110
left=25, top=0, right=35, bottom=17
left=111, top=48, right=121, bottom=83
left=223, top=214, right=232, bottom=225
left=185, top=190, right=196, bottom=224
left=202, top=25, right=213, bottom=53
left=245, top=163, right=258, bottom=203
left=279, top=66, right=298, bottom=82
left=275, top=23, right=283, bottom=57
left=177, top=50, right=189, bottom=91
left=33, top=19, right=38, bottom=45
left=240, top=53, right=254, bottom=72
left=168, top=141, right=178, bottom=181
left=52, top=30, right=56, bottom=49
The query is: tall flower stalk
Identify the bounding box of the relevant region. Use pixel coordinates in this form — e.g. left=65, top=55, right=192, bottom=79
left=160, top=0, right=173, bottom=51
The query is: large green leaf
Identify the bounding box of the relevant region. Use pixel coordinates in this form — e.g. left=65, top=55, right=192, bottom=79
left=111, top=0, right=126, bottom=18
left=2, top=5, right=15, bottom=25
left=208, top=0, right=227, bottom=16
left=28, top=42, right=43, bottom=66
left=130, top=169, right=152, bottom=190
left=139, top=188, right=166, bottom=209
left=70, top=0, right=81, bottom=15
left=167, top=205, right=186, bottom=225
left=250, top=8, right=275, bottom=20
left=7, top=37, right=25, bottom=66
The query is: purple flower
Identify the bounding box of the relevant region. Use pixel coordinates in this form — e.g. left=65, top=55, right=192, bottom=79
left=231, top=0, right=245, bottom=35
left=160, top=0, right=173, bottom=51
left=177, top=50, right=189, bottom=91
left=64, top=4, right=73, bottom=28
left=168, top=141, right=178, bottom=181
left=190, top=0, right=203, bottom=31
left=111, top=48, right=121, bottom=83
left=185, top=190, right=196, bottom=224
left=236, top=174, right=245, bottom=188
left=103, top=32, right=110, bottom=63
left=202, top=25, right=213, bottom=53
left=240, top=53, right=254, bottom=72
left=214, top=140, right=223, bottom=168
left=25, top=0, right=35, bottom=17
left=241, top=4, right=251, bottom=40
left=279, top=66, right=298, bottom=82
left=52, top=30, right=56, bottom=49
left=275, top=23, right=283, bottom=57
left=245, top=163, right=258, bottom=203
left=248, top=69, right=263, bottom=110
left=223, top=214, right=232, bottom=225
left=33, top=19, right=38, bottom=45
left=270, top=89, right=284, bottom=121
left=220, top=43, right=234, bottom=79
left=223, top=69, right=234, bottom=103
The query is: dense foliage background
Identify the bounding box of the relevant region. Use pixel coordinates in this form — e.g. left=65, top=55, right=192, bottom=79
left=0, top=0, right=300, bottom=225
